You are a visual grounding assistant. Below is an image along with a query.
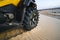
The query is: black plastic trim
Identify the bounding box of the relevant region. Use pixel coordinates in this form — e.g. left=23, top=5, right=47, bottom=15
left=0, top=4, right=17, bottom=13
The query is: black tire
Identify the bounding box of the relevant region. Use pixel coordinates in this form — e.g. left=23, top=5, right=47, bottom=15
left=23, top=7, right=39, bottom=31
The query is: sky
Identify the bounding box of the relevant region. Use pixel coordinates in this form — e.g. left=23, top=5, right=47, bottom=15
left=35, top=0, right=60, bottom=10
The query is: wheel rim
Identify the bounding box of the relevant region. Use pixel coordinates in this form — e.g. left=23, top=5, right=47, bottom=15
left=30, top=11, right=38, bottom=27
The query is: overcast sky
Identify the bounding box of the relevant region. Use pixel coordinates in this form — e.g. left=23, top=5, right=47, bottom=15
left=35, top=0, right=60, bottom=10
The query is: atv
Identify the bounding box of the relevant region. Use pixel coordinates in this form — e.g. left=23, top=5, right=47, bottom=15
left=0, top=0, right=39, bottom=39
left=0, top=0, right=39, bottom=31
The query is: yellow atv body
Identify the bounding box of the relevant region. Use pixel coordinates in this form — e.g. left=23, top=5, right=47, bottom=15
left=0, top=0, right=20, bottom=7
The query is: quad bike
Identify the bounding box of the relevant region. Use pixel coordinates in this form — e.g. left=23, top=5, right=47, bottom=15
left=0, top=0, right=39, bottom=40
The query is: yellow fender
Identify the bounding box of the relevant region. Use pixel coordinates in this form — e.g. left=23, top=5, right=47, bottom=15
left=0, top=0, right=21, bottom=7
